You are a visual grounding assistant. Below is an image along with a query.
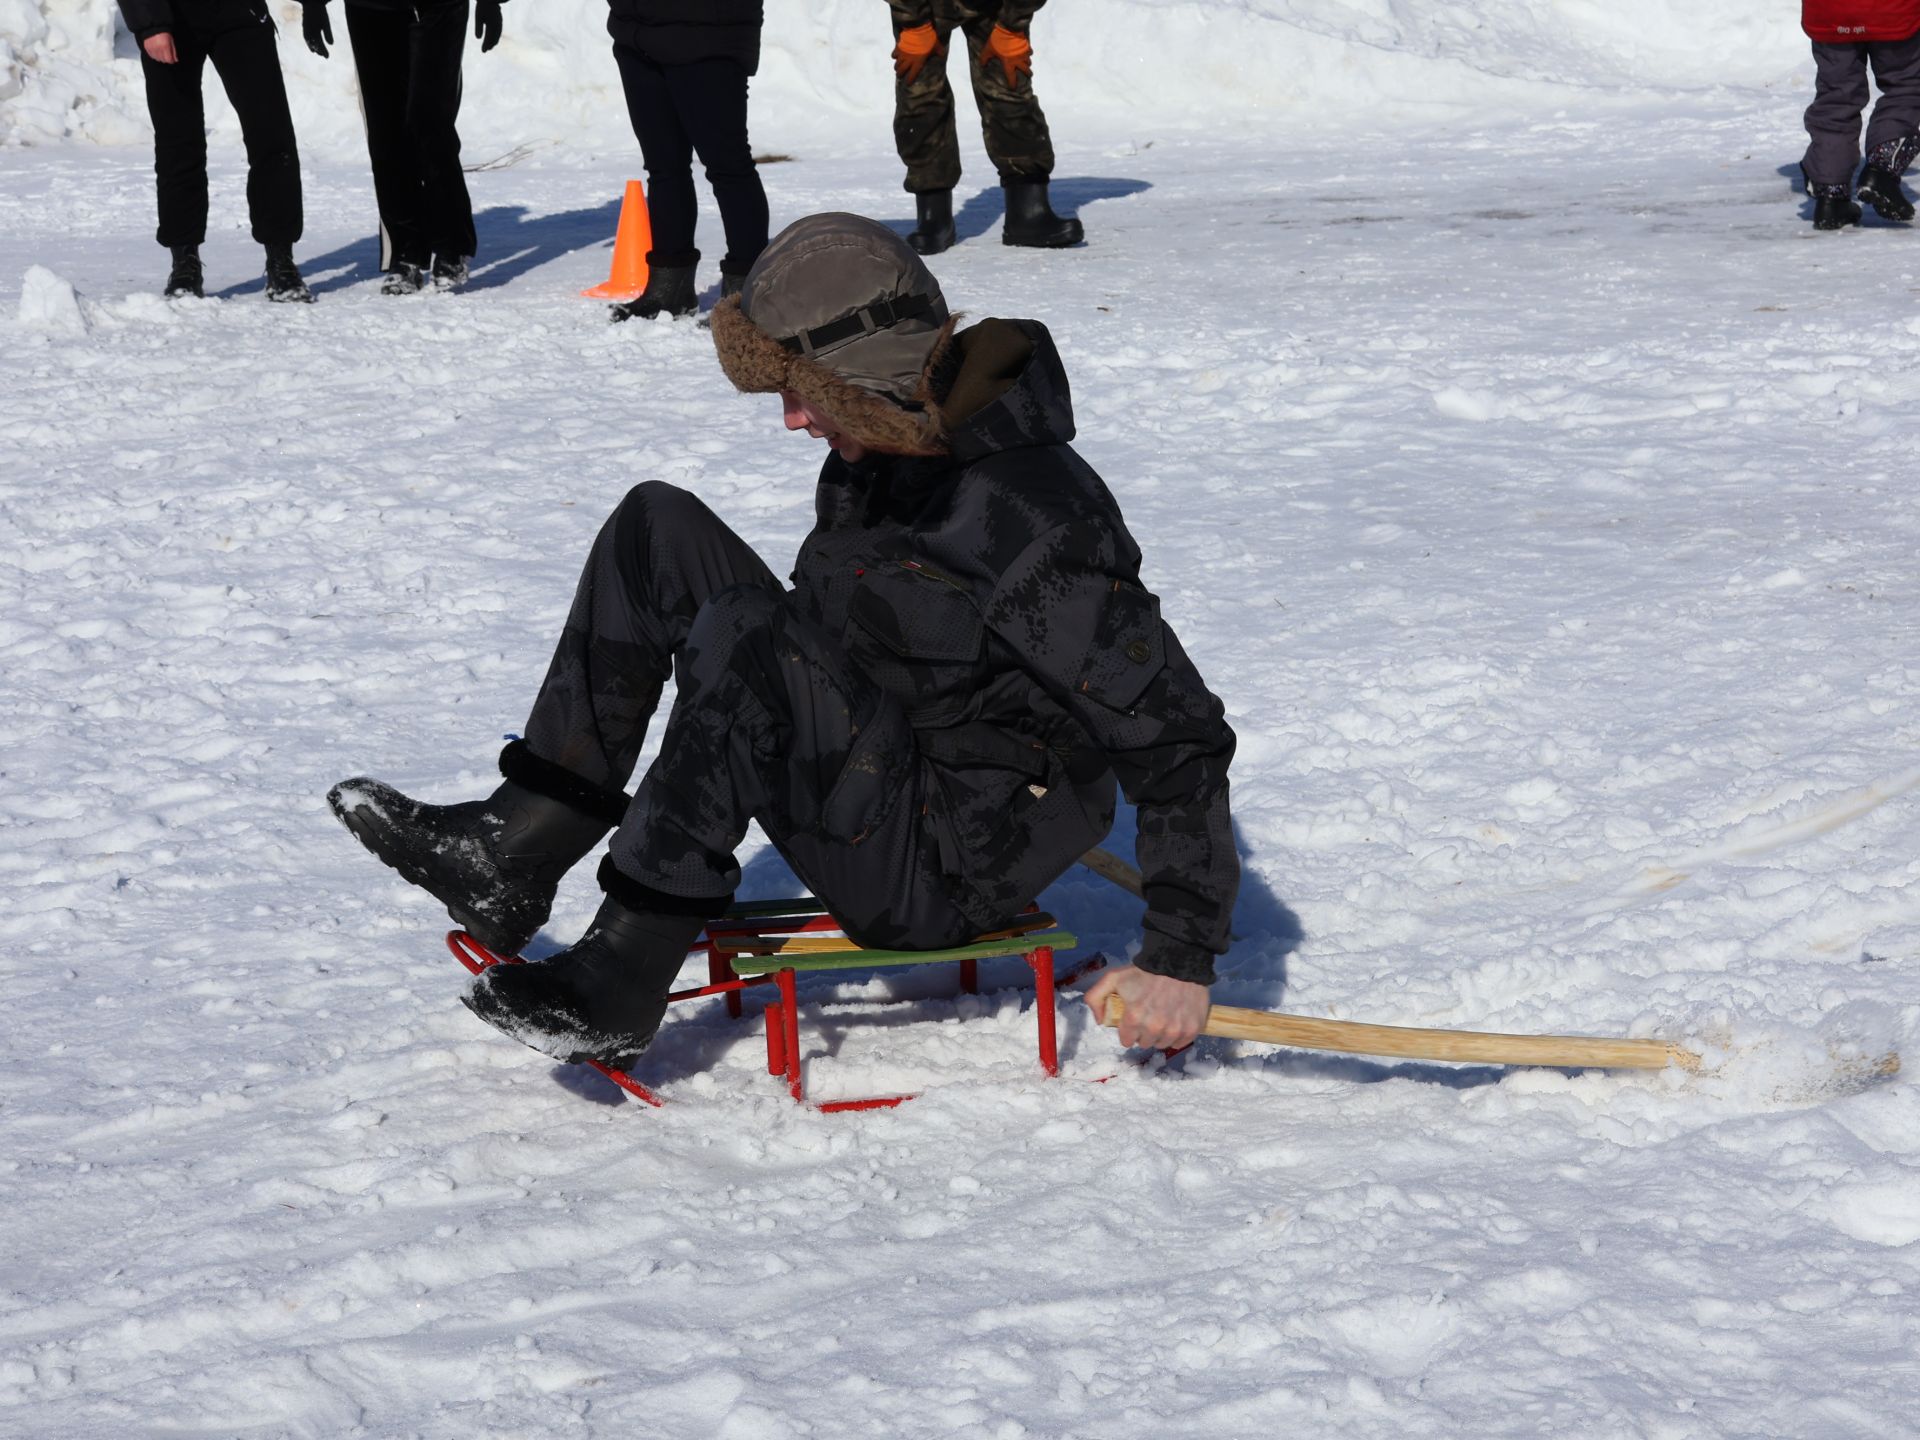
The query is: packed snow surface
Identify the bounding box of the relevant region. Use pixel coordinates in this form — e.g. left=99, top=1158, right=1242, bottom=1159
left=3, top=5, right=1919, bottom=1437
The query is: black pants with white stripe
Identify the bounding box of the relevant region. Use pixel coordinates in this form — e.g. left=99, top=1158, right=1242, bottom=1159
left=346, top=0, right=477, bottom=268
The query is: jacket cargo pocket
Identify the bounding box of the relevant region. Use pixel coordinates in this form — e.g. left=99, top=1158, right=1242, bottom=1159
left=1075, top=579, right=1164, bottom=713
left=847, top=561, right=986, bottom=727
left=817, top=707, right=913, bottom=844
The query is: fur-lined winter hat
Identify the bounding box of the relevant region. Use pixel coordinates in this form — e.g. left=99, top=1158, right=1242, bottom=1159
left=711, top=212, right=955, bottom=456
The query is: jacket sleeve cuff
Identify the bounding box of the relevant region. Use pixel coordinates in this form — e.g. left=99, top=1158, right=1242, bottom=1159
left=1134, top=932, right=1217, bottom=986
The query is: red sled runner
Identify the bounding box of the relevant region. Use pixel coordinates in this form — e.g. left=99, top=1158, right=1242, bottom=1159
left=447, top=898, right=1096, bottom=1112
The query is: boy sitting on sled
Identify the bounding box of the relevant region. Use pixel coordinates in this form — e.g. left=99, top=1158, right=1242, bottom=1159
left=329, top=212, right=1238, bottom=1067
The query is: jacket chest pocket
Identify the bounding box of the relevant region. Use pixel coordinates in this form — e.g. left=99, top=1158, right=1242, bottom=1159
left=846, top=561, right=985, bottom=727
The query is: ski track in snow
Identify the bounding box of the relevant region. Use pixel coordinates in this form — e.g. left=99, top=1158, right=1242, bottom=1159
left=3, top=95, right=1920, bottom=1439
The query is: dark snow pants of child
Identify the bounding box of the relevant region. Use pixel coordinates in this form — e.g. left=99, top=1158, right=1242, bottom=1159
left=344, top=0, right=478, bottom=268
left=138, top=0, right=303, bottom=249
left=518, top=481, right=1000, bottom=952
left=608, top=46, right=770, bottom=274
left=890, top=0, right=1058, bottom=192
left=1804, top=32, right=1920, bottom=186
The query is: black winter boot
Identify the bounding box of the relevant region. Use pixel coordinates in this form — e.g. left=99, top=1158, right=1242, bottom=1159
left=264, top=245, right=314, bottom=302
left=1001, top=179, right=1082, bottom=248
left=462, top=892, right=709, bottom=1068
left=1811, top=183, right=1863, bottom=230
left=1856, top=164, right=1915, bottom=222
left=164, top=245, right=203, bottom=299
left=609, top=262, right=699, bottom=322
left=382, top=262, right=428, bottom=296
left=907, top=189, right=956, bottom=255
left=698, top=269, right=748, bottom=330
left=327, top=743, right=625, bottom=954
left=431, top=253, right=472, bottom=290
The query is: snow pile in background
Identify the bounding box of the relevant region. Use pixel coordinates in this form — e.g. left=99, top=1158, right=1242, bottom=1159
left=14, top=263, right=87, bottom=334
left=2, top=0, right=1810, bottom=152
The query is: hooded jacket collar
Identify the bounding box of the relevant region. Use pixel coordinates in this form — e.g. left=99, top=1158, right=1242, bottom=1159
left=938, top=318, right=1077, bottom=463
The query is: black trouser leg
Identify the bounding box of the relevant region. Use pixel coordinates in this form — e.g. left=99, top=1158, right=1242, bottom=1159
left=658, top=57, right=768, bottom=275
left=519, top=483, right=977, bottom=948
left=349, top=3, right=471, bottom=266
left=607, top=584, right=979, bottom=950
left=405, top=0, right=476, bottom=260
left=1865, top=34, right=1920, bottom=166
left=612, top=42, right=700, bottom=265
left=346, top=2, right=473, bottom=264
left=348, top=5, right=426, bottom=265
left=520, top=482, right=782, bottom=791
left=202, top=0, right=303, bottom=247
left=1805, top=41, right=1873, bottom=187
left=142, top=37, right=214, bottom=248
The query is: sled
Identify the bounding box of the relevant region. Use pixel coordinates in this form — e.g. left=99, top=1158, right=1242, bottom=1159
left=448, top=899, right=1088, bottom=1112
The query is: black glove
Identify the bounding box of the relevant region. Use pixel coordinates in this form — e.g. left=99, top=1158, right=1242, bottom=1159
left=474, top=0, right=502, bottom=52
left=301, top=1, right=331, bottom=58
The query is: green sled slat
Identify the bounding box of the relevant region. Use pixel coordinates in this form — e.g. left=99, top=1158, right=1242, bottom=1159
left=726, top=929, right=1078, bottom=977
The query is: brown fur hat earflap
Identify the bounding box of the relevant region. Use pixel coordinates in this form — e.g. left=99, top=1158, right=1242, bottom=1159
left=711, top=213, right=957, bottom=457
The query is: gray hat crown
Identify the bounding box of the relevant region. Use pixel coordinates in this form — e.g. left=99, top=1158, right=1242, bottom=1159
left=740, top=212, right=951, bottom=403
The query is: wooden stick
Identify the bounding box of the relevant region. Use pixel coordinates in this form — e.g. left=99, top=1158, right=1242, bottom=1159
left=1103, top=994, right=1701, bottom=1071
left=1082, top=852, right=1900, bottom=1078
left=1079, top=846, right=1145, bottom=899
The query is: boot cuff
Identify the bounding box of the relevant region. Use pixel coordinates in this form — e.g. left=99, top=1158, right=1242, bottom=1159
left=597, top=855, right=733, bottom=919
left=498, top=740, right=630, bottom=826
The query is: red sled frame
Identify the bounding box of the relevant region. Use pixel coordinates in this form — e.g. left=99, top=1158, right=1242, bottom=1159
left=447, top=902, right=1099, bottom=1113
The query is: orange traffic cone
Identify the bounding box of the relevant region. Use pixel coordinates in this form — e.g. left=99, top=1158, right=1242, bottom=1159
left=581, top=179, right=652, bottom=300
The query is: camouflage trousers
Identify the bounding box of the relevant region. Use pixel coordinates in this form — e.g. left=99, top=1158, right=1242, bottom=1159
left=519, top=482, right=987, bottom=949
left=893, top=4, right=1056, bottom=192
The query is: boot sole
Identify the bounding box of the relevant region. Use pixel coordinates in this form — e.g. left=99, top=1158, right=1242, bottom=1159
left=458, top=988, right=644, bottom=1071
left=1002, top=230, right=1084, bottom=249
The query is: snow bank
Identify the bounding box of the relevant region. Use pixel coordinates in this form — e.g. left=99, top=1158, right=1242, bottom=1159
left=2, top=0, right=1810, bottom=153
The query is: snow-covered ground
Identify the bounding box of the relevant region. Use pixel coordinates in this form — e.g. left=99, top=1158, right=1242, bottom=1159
left=4, top=4, right=1920, bottom=1435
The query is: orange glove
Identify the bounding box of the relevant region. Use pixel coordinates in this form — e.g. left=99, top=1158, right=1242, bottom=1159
left=979, top=23, right=1032, bottom=86
left=892, top=22, right=945, bottom=84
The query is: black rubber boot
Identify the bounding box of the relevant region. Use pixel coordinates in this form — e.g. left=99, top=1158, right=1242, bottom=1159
left=907, top=188, right=956, bottom=255
left=264, top=245, right=314, bottom=303
left=462, top=893, right=709, bottom=1068
left=327, top=745, right=624, bottom=955
left=1001, top=179, right=1082, bottom=248
left=1811, top=183, right=1863, bottom=230
left=164, top=245, right=203, bottom=299
left=609, top=262, right=699, bottom=322
left=1856, top=164, right=1914, bottom=222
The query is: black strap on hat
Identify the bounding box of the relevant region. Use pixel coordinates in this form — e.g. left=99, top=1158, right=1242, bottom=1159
left=779, top=293, right=935, bottom=358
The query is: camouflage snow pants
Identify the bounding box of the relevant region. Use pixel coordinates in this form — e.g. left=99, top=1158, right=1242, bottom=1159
left=518, top=482, right=986, bottom=950
left=891, top=1, right=1056, bottom=192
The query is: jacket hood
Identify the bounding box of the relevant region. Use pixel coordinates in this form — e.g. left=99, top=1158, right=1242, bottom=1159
left=937, top=318, right=1077, bottom=463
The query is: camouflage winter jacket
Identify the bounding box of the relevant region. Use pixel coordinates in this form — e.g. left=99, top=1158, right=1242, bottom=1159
left=790, top=319, right=1238, bottom=984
